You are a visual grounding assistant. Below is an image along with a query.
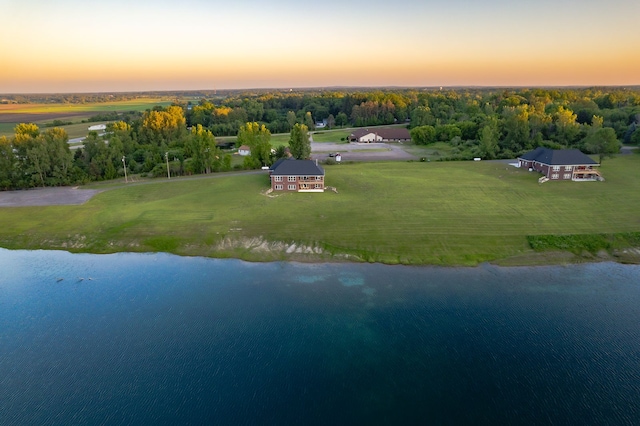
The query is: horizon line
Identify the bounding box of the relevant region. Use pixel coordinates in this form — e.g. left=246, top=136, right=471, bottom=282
left=2, top=84, right=640, bottom=97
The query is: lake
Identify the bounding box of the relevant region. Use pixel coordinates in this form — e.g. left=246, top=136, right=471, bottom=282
left=1, top=249, right=639, bottom=425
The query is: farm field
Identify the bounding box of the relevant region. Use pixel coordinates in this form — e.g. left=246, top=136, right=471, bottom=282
left=1, top=155, right=639, bottom=265
left=0, top=98, right=174, bottom=137
left=0, top=98, right=173, bottom=115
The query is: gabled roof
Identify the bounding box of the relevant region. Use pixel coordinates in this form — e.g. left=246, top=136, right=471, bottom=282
left=238, top=145, right=250, bottom=150
left=350, top=128, right=411, bottom=139
left=270, top=159, right=325, bottom=176
left=519, top=147, right=599, bottom=166
left=270, top=158, right=287, bottom=171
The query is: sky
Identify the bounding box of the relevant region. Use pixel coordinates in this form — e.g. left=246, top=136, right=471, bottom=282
left=1, top=0, right=639, bottom=93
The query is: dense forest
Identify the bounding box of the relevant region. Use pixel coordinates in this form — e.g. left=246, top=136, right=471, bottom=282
left=1, top=87, right=639, bottom=190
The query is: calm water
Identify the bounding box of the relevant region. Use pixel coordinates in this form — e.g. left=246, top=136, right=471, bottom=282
left=1, top=249, right=639, bottom=425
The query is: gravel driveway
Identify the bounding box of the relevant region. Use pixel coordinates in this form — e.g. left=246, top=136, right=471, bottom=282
left=310, top=142, right=416, bottom=162
left=0, top=187, right=102, bottom=207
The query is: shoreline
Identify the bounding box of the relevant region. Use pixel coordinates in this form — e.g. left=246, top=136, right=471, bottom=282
left=2, top=158, right=640, bottom=267
left=1, top=243, right=639, bottom=268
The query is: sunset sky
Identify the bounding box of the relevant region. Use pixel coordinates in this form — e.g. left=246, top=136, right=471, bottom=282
left=1, top=0, right=639, bottom=93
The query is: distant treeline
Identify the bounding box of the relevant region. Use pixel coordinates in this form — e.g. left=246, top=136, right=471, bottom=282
left=179, top=87, right=639, bottom=159
left=1, top=87, right=640, bottom=190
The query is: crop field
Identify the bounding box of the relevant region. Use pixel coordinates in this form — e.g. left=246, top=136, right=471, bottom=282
left=0, top=98, right=173, bottom=137
left=1, top=155, right=639, bottom=265
left=0, top=98, right=173, bottom=115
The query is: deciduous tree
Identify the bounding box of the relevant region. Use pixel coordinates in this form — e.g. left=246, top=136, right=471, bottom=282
left=410, top=125, right=436, bottom=145
left=237, top=122, right=272, bottom=168
left=187, top=124, right=218, bottom=174
left=335, top=112, right=348, bottom=127
left=286, top=111, right=297, bottom=130
left=584, top=127, right=620, bottom=163
left=479, top=117, right=500, bottom=159
left=289, top=123, right=311, bottom=159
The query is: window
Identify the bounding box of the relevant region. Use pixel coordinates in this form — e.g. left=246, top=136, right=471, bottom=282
left=315, top=184, right=322, bottom=189
left=564, top=166, right=572, bottom=171
left=551, top=173, right=559, bottom=179
left=563, top=173, right=572, bottom=179
left=275, top=184, right=283, bottom=190
left=274, top=176, right=282, bottom=182
left=316, top=176, right=323, bottom=181
left=288, top=176, right=296, bottom=182
left=288, top=184, right=297, bottom=190
left=552, top=166, right=560, bottom=171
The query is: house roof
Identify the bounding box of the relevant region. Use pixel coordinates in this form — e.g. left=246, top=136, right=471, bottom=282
left=270, top=159, right=325, bottom=176
left=350, top=128, right=411, bottom=139
left=238, top=145, right=250, bottom=151
left=518, top=147, right=599, bottom=166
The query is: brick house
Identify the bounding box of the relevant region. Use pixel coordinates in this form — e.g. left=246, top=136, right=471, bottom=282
left=518, top=147, right=603, bottom=181
left=269, top=159, right=325, bottom=192
left=348, top=128, right=411, bottom=143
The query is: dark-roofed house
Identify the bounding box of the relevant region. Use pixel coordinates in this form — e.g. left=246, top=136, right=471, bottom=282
left=269, top=159, right=325, bottom=192
left=349, top=128, right=411, bottom=143
left=518, top=147, right=603, bottom=181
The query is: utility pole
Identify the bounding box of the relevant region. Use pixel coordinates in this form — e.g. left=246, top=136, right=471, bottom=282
left=165, top=152, right=170, bottom=179
left=122, top=156, right=128, bottom=183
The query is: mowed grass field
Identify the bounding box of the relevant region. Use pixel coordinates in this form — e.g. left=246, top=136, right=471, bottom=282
left=1, top=155, right=639, bottom=265
left=311, top=129, right=351, bottom=142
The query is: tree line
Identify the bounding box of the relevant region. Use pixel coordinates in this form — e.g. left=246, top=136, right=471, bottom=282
left=2, top=87, right=639, bottom=190
left=0, top=104, right=314, bottom=190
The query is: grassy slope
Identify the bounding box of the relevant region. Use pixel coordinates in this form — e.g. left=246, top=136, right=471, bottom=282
left=1, top=156, right=639, bottom=265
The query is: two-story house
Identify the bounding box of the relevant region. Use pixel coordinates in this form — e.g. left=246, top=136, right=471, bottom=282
left=269, top=159, right=325, bottom=192
left=518, top=147, right=603, bottom=181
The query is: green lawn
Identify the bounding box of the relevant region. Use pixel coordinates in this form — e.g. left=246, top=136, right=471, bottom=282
left=1, top=156, right=639, bottom=265
left=270, top=133, right=290, bottom=147
left=311, top=129, right=352, bottom=142
left=217, top=133, right=289, bottom=148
